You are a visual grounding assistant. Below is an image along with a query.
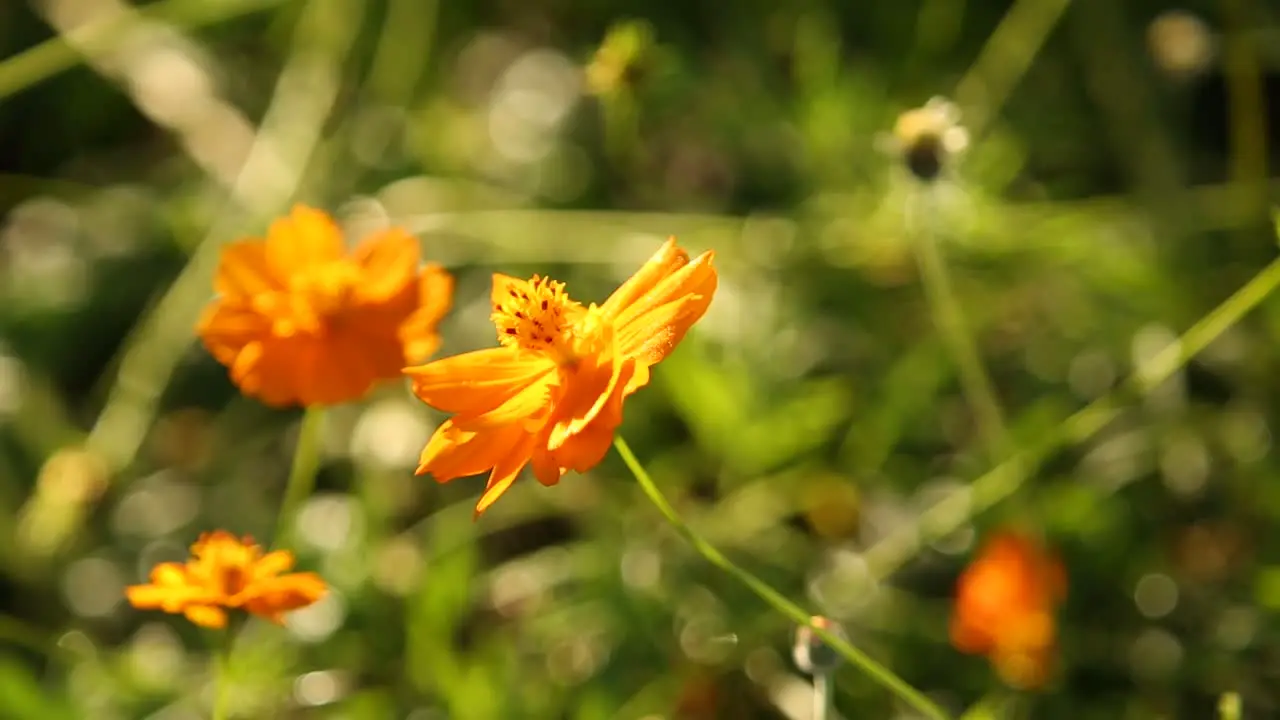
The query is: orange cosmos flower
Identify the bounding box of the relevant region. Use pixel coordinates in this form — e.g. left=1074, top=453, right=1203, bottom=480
left=950, top=530, right=1067, bottom=690
left=406, top=238, right=717, bottom=516
left=126, top=530, right=326, bottom=629
left=198, top=205, right=453, bottom=407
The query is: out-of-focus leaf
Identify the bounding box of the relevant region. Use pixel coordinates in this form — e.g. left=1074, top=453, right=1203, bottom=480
left=0, top=653, right=74, bottom=720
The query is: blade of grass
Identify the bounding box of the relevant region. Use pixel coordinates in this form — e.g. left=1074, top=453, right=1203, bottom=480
left=0, top=0, right=289, bottom=102
left=865, top=252, right=1280, bottom=580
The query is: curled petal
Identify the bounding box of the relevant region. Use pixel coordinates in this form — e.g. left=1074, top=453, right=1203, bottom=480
left=600, top=238, right=689, bottom=320
left=614, top=250, right=717, bottom=365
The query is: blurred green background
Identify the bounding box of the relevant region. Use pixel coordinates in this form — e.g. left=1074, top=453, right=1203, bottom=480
left=1, top=0, right=1279, bottom=717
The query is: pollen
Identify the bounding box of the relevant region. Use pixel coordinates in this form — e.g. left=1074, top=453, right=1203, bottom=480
left=492, top=275, right=583, bottom=352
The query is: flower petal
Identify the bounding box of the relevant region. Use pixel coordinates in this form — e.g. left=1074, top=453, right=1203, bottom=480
left=183, top=605, right=228, bottom=629
left=197, top=304, right=270, bottom=367
left=418, top=421, right=528, bottom=482
left=242, top=572, right=327, bottom=620
left=614, top=251, right=717, bottom=365
left=473, top=432, right=537, bottom=517
left=547, top=345, right=631, bottom=452
left=214, top=241, right=280, bottom=299
left=400, top=263, right=455, bottom=364
left=462, top=372, right=556, bottom=428
left=265, top=205, right=345, bottom=281
left=251, top=550, right=296, bottom=580
left=600, top=238, right=688, bottom=320
left=352, top=227, right=420, bottom=304
left=406, top=348, right=553, bottom=417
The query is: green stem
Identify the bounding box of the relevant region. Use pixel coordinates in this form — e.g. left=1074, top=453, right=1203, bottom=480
left=210, top=624, right=238, bottom=720
left=952, top=0, right=1073, bottom=137
left=613, top=436, right=951, bottom=720
left=910, top=191, right=1012, bottom=463
left=866, top=254, right=1280, bottom=580
left=813, top=673, right=834, bottom=720
left=273, top=407, right=326, bottom=549
left=1221, top=0, right=1269, bottom=220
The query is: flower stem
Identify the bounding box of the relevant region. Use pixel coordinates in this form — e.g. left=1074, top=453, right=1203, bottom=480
left=909, top=190, right=1012, bottom=463
left=273, top=406, right=325, bottom=548
left=211, top=624, right=238, bottom=720
left=613, top=435, right=950, bottom=720
left=813, top=673, right=833, bottom=720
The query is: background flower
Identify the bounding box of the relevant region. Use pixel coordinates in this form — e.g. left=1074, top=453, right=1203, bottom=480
left=198, top=205, right=453, bottom=407
left=126, top=531, right=326, bottom=629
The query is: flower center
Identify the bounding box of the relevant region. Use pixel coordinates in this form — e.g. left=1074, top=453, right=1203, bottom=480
left=293, top=261, right=361, bottom=317
left=492, top=275, right=581, bottom=350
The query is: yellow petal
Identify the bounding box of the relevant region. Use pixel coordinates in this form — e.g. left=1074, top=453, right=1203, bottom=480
left=464, top=372, right=556, bottom=428
left=600, top=238, right=687, bottom=320
left=614, top=251, right=717, bottom=364
left=265, top=205, right=345, bottom=280
left=352, top=227, right=420, bottom=304
left=418, top=421, right=528, bottom=482
left=252, top=550, right=296, bottom=580
left=405, top=348, right=553, bottom=417
left=548, top=350, right=630, bottom=451
left=183, top=605, right=228, bottom=629
left=473, top=433, right=537, bottom=517
left=214, top=240, right=280, bottom=299
left=242, top=572, right=327, bottom=618
left=399, top=263, right=455, bottom=363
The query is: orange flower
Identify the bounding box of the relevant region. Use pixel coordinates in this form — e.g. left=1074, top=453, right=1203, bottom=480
left=406, top=238, right=717, bottom=516
left=950, top=530, right=1067, bottom=689
left=198, top=205, right=453, bottom=407
left=126, top=530, right=326, bottom=629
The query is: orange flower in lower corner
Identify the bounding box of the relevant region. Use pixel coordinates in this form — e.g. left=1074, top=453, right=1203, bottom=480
left=198, top=204, right=454, bottom=407
left=406, top=237, right=717, bottom=516
left=126, top=531, right=326, bottom=629
left=950, top=530, right=1067, bottom=690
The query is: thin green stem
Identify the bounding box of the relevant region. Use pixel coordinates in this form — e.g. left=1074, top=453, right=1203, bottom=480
left=910, top=191, right=1011, bottom=463
left=813, top=673, right=834, bottom=720
left=952, top=0, right=1073, bottom=137
left=1221, top=0, right=1270, bottom=221
left=613, top=436, right=951, bottom=720
left=273, top=407, right=326, bottom=549
left=210, top=624, right=238, bottom=720
left=866, top=254, right=1280, bottom=580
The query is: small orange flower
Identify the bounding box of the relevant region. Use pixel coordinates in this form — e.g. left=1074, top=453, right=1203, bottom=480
left=406, top=238, right=717, bottom=516
left=198, top=205, right=453, bottom=407
left=950, top=530, right=1067, bottom=689
left=126, top=531, right=326, bottom=629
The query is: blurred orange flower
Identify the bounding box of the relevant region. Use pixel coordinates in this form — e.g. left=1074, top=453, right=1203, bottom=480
left=407, top=238, right=717, bottom=516
left=198, top=205, right=453, bottom=407
left=951, top=530, right=1067, bottom=689
left=126, top=530, right=326, bottom=629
